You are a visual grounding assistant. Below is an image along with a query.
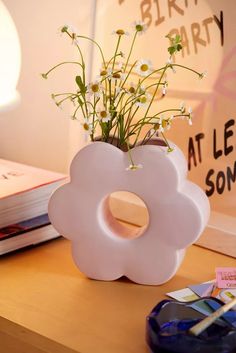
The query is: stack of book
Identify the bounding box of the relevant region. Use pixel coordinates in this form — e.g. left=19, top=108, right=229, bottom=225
left=0, top=159, right=66, bottom=255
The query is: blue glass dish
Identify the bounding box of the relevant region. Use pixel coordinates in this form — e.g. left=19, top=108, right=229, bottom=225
left=146, top=297, right=236, bottom=353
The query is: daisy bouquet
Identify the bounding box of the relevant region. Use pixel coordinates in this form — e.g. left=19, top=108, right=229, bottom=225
left=42, top=21, right=206, bottom=170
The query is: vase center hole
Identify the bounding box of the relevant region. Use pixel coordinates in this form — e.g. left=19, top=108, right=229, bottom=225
left=103, top=191, right=149, bottom=239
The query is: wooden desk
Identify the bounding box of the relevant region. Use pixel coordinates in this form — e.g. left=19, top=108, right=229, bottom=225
left=0, top=238, right=235, bottom=353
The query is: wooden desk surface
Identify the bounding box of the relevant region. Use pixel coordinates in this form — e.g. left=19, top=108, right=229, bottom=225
left=0, top=238, right=235, bottom=353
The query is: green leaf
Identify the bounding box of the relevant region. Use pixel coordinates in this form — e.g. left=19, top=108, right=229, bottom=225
left=166, top=33, right=183, bottom=55
left=168, top=47, right=175, bottom=55
left=77, top=96, right=83, bottom=106
left=75, top=76, right=86, bottom=93
left=177, top=43, right=182, bottom=51
left=175, top=34, right=181, bottom=43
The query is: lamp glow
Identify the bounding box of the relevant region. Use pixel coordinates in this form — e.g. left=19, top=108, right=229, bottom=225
left=0, top=0, right=21, bottom=111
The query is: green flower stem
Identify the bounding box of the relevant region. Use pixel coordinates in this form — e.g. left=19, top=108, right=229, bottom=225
left=118, top=96, right=136, bottom=116
left=42, top=61, right=83, bottom=78
left=119, top=60, right=137, bottom=89
left=126, top=137, right=135, bottom=166
left=77, top=35, right=106, bottom=68
left=56, top=94, right=75, bottom=106
left=124, top=105, right=139, bottom=131
left=133, top=65, right=168, bottom=145
left=142, top=133, right=155, bottom=145
left=79, top=98, right=88, bottom=119
left=80, top=91, right=89, bottom=122
left=117, top=90, right=145, bottom=117
left=91, top=95, right=97, bottom=141
left=72, top=104, right=82, bottom=120
left=111, top=122, right=119, bottom=144
left=52, top=92, right=78, bottom=97
left=145, top=82, right=165, bottom=90
left=161, top=132, right=173, bottom=152
left=138, top=66, right=167, bottom=85
left=173, top=113, right=189, bottom=118
left=66, top=38, right=88, bottom=108
left=108, top=79, right=112, bottom=108
left=140, top=129, right=154, bottom=145
left=152, top=108, right=181, bottom=117
left=171, top=63, right=202, bottom=76
left=124, top=31, right=138, bottom=73
left=133, top=108, right=181, bottom=127
left=124, top=107, right=133, bottom=133
left=106, top=52, right=123, bottom=68
left=128, top=122, right=155, bottom=137
left=122, top=79, right=141, bottom=130
left=65, top=31, right=85, bottom=77
left=124, top=108, right=140, bottom=141
left=112, top=35, right=122, bottom=71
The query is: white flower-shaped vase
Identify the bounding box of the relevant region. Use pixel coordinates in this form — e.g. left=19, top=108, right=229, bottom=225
left=48, top=140, right=210, bottom=285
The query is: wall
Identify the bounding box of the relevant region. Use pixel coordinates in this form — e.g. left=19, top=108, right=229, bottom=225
left=92, top=0, right=236, bottom=219
left=0, top=0, right=96, bottom=173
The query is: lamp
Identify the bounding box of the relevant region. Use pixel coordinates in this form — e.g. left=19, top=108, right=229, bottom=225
left=0, top=0, right=21, bottom=111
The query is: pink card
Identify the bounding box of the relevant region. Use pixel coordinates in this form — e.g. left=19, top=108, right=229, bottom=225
left=216, top=267, right=236, bottom=289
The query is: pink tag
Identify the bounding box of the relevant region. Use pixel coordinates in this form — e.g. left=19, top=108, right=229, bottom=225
left=216, top=267, right=236, bottom=289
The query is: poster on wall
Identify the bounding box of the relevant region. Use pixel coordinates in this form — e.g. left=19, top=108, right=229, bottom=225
left=93, top=0, right=236, bottom=255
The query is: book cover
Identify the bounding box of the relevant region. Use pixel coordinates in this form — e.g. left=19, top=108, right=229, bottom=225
left=0, top=224, right=60, bottom=255
left=0, top=159, right=67, bottom=228
left=0, top=158, right=66, bottom=199
left=0, top=214, right=50, bottom=241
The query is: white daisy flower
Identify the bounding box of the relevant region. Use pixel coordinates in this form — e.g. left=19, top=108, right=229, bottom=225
left=87, top=81, right=103, bottom=98
left=97, top=68, right=112, bottom=81
left=166, top=57, right=176, bottom=73
left=81, top=120, right=93, bottom=135
left=60, top=25, right=67, bottom=33
left=127, top=82, right=136, bottom=95
left=199, top=70, right=207, bottom=79
left=112, top=29, right=129, bottom=36
left=132, top=20, right=147, bottom=35
left=135, top=92, right=151, bottom=107
left=188, top=107, right=193, bottom=125
left=157, top=115, right=165, bottom=132
left=137, top=85, right=146, bottom=95
left=110, top=71, right=126, bottom=82
left=166, top=115, right=174, bottom=130
left=126, top=163, right=143, bottom=171
left=135, top=59, right=153, bottom=77
left=97, top=108, right=111, bottom=123
left=162, top=81, right=168, bottom=95
left=59, top=25, right=79, bottom=45
left=58, top=25, right=70, bottom=34
left=55, top=102, right=63, bottom=110
left=180, top=101, right=185, bottom=114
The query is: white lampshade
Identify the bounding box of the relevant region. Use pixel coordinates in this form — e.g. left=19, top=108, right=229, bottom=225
left=0, top=0, right=21, bottom=111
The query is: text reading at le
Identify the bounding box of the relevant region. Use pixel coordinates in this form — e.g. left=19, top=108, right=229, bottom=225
left=188, top=119, right=236, bottom=197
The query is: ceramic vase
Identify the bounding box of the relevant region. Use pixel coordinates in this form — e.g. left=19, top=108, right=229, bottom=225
left=48, top=139, right=210, bottom=285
